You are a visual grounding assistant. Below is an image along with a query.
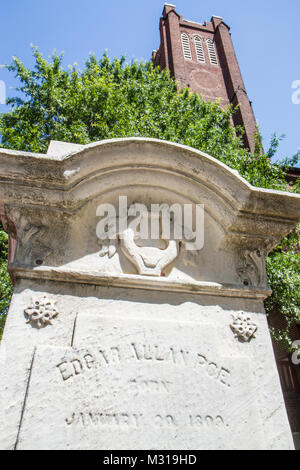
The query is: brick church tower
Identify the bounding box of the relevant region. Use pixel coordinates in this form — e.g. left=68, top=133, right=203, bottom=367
left=152, top=4, right=258, bottom=152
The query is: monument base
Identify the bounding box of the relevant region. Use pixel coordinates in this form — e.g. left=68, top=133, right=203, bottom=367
left=0, top=280, right=294, bottom=450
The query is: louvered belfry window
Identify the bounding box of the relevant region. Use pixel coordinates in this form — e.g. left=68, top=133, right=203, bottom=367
left=206, top=38, right=218, bottom=65
left=181, top=33, right=192, bottom=60
left=194, top=36, right=205, bottom=63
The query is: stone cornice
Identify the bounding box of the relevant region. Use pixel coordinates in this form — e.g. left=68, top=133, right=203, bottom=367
left=9, top=264, right=272, bottom=300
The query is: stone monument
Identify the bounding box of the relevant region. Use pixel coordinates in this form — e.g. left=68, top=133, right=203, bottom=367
left=0, top=138, right=299, bottom=450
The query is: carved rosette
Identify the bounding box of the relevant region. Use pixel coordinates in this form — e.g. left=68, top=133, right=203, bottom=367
left=24, top=296, right=59, bottom=328
left=230, top=312, right=257, bottom=342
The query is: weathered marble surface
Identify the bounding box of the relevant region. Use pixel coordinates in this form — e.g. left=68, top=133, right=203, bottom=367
left=0, top=138, right=299, bottom=450
left=17, top=329, right=261, bottom=449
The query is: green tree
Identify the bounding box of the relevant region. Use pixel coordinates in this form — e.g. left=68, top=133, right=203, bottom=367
left=266, top=226, right=300, bottom=351
left=0, top=48, right=299, bottom=349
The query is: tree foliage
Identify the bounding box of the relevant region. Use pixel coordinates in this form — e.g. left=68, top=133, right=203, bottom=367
left=0, top=48, right=299, bottom=348
left=266, top=226, right=300, bottom=351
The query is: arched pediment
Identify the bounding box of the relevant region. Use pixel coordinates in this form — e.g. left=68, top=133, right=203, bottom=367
left=0, top=138, right=299, bottom=295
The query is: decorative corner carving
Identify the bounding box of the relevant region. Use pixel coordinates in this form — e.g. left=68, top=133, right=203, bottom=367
left=10, top=210, right=53, bottom=266
left=24, top=296, right=59, bottom=328
left=237, top=249, right=267, bottom=288
left=230, top=312, right=257, bottom=342
left=20, top=223, right=53, bottom=265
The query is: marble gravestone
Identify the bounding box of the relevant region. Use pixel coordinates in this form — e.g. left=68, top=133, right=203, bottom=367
left=0, top=138, right=299, bottom=450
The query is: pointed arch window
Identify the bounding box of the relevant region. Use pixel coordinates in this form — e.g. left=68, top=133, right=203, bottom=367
left=194, top=36, right=205, bottom=63
left=181, top=33, right=192, bottom=60
left=206, top=38, right=218, bottom=65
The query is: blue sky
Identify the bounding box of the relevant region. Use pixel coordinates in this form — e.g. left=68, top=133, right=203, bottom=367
left=0, top=0, right=299, bottom=162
